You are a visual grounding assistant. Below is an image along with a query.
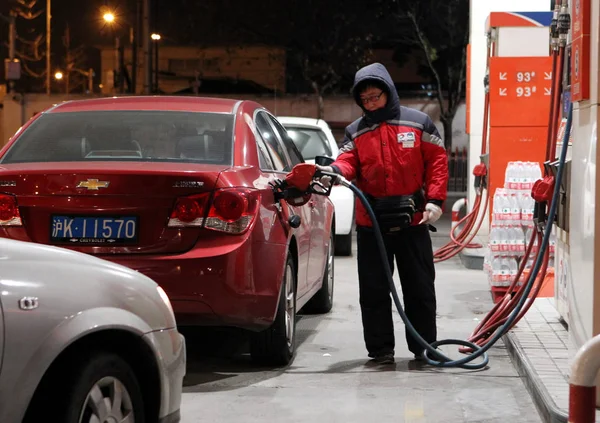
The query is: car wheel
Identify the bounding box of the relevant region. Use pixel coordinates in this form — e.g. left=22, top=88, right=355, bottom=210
left=335, top=232, right=353, bottom=256
left=303, top=228, right=334, bottom=314
left=25, top=352, right=145, bottom=423
left=250, top=253, right=297, bottom=366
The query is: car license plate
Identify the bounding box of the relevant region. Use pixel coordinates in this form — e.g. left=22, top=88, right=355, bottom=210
left=51, top=215, right=138, bottom=244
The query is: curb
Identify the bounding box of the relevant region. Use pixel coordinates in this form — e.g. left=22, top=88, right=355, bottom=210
left=503, top=332, right=568, bottom=423
left=458, top=249, right=484, bottom=270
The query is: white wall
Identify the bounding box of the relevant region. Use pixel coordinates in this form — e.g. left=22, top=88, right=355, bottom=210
left=468, top=0, right=551, bottom=236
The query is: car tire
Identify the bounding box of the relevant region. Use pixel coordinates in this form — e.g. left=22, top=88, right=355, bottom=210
left=303, top=228, right=334, bottom=314
left=250, top=253, right=297, bottom=366
left=335, top=232, right=353, bottom=256
left=25, top=352, right=145, bottom=423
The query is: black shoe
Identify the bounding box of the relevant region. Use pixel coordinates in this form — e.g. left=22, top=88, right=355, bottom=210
left=371, top=353, right=395, bottom=364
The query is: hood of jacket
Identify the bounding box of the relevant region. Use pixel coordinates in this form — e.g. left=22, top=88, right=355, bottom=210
left=352, top=62, right=400, bottom=124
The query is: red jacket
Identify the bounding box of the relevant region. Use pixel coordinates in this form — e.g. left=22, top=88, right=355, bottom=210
left=331, top=64, right=449, bottom=228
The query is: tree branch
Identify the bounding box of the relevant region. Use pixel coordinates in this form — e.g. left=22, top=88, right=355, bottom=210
left=407, top=11, right=446, bottom=112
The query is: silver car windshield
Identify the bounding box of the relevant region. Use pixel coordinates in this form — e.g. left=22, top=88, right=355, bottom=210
left=284, top=126, right=333, bottom=160
left=1, top=110, right=235, bottom=165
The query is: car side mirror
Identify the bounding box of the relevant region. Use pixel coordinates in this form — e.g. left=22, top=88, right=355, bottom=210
left=315, top=155, right=334, bottom=166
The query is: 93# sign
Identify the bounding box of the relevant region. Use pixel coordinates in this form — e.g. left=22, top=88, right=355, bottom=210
left=489, top=56, right=553, bottom=127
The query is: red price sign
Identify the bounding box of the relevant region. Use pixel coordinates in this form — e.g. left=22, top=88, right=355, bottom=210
left=489, top=56, right=553, bottom=127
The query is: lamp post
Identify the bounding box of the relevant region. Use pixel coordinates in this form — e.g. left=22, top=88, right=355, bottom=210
left=46, top=0, right=51, bottom=95
left=102, top=11, right=123, bottom=94
left=151, top=33, right=160, bottom=93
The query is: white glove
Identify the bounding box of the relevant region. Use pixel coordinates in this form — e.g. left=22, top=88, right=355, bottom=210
left=419, top=203, right=443, bottom=225
left=315, top=165, right=338, bottom=188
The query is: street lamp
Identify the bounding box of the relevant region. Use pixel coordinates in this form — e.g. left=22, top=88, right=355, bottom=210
left=54, top=71, right=63, bottom=80
left=103, top=12, right=115, bottom=23
left=151, top=33, right=161, bottom=93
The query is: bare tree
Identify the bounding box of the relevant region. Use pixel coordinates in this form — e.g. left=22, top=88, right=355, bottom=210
left=284, top=1, right=376, bottom=118
left=167, top=0, right=378, bottom=117
left=58, top=24, right=89, bottom=94
left=382, top=0, right=469, bottom=148
left=9, top=0, right=46, bottom=86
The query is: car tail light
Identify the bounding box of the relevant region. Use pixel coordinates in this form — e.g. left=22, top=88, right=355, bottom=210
left=167, top=189, right=261, bottom=234
left=205, top=188, right=261, bottom=234
left=168, top=193, right=211, bottom=227
left=0, top=194, right=22, bottom=226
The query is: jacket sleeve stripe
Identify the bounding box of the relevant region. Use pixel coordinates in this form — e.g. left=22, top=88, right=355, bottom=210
left=387, top=120, right=424, bottom=130
left=339, top=140, right=356, bottom=153
left=352, top=123, right=380, bottom=139
left=422, top=132, right=444, bottom=148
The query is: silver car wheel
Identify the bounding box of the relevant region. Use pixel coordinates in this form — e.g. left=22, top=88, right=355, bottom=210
left=79, top=376, right=134, bottom=423
left=285, top=263, right=295, bottom=348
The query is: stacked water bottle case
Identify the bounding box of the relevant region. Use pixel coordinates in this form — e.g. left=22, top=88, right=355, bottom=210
left=483, top=162, right=555, bottom=289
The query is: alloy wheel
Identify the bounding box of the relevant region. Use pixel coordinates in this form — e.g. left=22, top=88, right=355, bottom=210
left=78, top=376, right=134, bottom=423
left=327, top=236, right=334, bottom=302
left=284, top=262, right=295, bottom=348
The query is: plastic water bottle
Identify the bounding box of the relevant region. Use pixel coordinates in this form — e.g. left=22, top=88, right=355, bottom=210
left=508, top=257, right=519, bottom=282
left=491, top=257, right=501, bottom=286
left=504, top=162, right=515, bottom=189
left=510, top=194, right=521, bottom=224
left=513, top=226, right=525, bottom=255
left=500, top=258, right=511, bottom=286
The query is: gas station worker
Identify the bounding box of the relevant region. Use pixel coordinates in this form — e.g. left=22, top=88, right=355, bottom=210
left=316, top=62, right=449, bottom=365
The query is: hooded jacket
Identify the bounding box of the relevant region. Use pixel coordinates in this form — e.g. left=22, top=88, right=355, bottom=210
left=330, top=63, right=448, bottom=228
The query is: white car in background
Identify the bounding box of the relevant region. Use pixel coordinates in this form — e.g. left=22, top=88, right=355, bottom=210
left=278, top=116, right=354, bottom=256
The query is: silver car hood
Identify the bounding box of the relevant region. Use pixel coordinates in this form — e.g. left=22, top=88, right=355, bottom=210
left=0, top=237, right=175, bottom=332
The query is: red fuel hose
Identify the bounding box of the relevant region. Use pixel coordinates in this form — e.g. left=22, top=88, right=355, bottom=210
left=433, top=34, right=492, bottom=263
left=458, top=4, right=568, bottom=355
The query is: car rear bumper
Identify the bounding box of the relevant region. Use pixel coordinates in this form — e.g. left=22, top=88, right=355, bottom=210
left=107, top=240, right=285, bottom=330
left=329, top=186, right=354, bottom=235
left=143, top=329, right=186, bottom=422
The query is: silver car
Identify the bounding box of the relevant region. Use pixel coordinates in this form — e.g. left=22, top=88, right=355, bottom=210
left=0, top=237, right=186, bottom=423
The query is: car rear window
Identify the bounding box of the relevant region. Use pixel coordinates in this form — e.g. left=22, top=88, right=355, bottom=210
left=284, top=126, right=333, bottom=160
left=0, top=110, right=235, bottom=165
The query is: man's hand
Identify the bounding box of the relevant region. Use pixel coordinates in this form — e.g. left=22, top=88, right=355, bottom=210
left=419, top=203, right=443, bottom=225
left=315, top=165, right=338, bottom=188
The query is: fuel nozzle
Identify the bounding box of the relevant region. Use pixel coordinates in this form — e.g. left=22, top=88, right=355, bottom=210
left=271, top=163, right=343, bottom=203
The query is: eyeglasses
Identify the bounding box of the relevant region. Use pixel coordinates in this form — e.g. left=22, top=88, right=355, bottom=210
left=360, top=91, right=384, bottom=104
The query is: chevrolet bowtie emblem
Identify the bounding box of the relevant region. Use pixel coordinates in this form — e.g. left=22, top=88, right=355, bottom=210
left=77, top=179, right=110, bottom=190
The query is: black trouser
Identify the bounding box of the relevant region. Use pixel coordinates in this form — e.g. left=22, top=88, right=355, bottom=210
left=356, top=224, right=437, bottom=357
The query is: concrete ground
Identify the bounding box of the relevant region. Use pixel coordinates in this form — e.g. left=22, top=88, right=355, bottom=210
left=179, top=214, right=543, bottom=423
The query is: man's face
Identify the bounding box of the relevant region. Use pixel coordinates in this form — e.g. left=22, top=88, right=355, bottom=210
left=359, top=86, right=387, bottom=112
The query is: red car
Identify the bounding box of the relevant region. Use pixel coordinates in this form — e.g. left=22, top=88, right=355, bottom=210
left=0, top=96, right=336, bottom=365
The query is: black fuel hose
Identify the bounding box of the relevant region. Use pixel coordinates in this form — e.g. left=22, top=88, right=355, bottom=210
left=328, top=102, right=573, bottom=369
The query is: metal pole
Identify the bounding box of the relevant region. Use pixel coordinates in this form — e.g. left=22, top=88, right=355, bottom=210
left=46, top=0, right=51, bottom=95
left=88, top=68, right=93, bottom=94
left=568, top=334, right=600, bottom=422
left=8, top=13, right=16, bottom=93
left=142, top=0, right=150, bottom=94
left=114, top=36, right=120, bottom=94
left=132, top=0, right=141, bottom=94
left=154, top=41, right=159, bottom=93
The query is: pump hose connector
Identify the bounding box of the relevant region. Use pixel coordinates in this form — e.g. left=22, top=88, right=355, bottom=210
left=550, top=3, right=560, bottom=49
left=557, top=0, right=571, bottom=46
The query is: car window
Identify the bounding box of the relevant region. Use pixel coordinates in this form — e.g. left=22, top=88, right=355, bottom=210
left=267, top=116, right=304, bottom=167
left=1, top=111, right=235, bottom=165
left=283, top=126, right=333, bottom=161
left=255, top=112, right=289, bottom=172
left=255, top=136, right=274, bottom=170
